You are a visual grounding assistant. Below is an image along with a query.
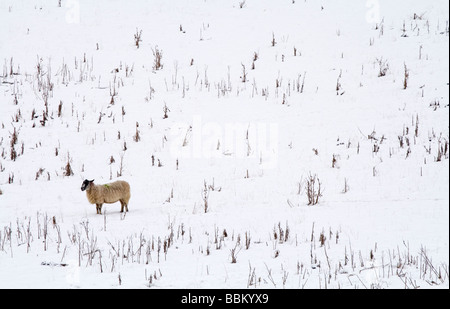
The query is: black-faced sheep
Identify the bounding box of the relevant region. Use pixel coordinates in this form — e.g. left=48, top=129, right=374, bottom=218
left=81, top=179, right=131, bottom=214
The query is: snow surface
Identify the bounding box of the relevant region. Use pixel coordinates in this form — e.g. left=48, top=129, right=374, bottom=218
left=0, top=0, right=448, bottom=289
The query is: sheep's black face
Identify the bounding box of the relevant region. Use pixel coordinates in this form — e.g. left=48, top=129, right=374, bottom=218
left=81, top=180, right=89, bottom=191
left=81, top=179, right=94, bottom=191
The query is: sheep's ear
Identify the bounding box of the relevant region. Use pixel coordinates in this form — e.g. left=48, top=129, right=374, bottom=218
left=90, top=179, right=95, bottom=183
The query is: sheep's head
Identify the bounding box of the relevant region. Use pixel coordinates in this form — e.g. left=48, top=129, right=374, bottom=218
left=81, top=179, right=94, bottom=191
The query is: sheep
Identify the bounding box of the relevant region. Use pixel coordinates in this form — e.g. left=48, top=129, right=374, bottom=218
left=81, top=179, right=131, bottom=214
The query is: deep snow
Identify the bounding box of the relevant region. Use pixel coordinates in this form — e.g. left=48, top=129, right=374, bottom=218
left=0, top=0, right=448, bottom=289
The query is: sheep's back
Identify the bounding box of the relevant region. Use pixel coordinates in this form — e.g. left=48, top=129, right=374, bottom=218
left=102, top=181, right=130, bottom=203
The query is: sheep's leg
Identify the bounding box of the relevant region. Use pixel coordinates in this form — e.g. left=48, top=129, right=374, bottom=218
left=96, top=204, right=103, bottom=215
left=125, top=197, right=130, bottom=212
left=120, top=200, right=128, bottom=213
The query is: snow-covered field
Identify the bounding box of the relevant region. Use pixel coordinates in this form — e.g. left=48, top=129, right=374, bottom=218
left=0, top=0, right=448, bottom=289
